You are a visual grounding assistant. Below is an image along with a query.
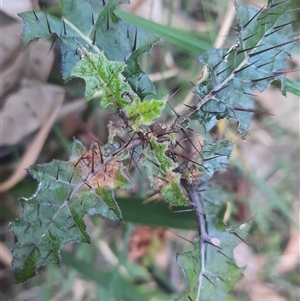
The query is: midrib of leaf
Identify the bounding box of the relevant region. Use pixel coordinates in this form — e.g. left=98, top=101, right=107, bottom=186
left=23, top=146, right=128, bottom=257
left=172, top=2, right=294, bottom=132
left=171, top=52, right=258, bottom=128
left=83, top=52, right=127, bottom=104
left=197, top=241, right=206, bottom=300
left=117, top=7, right=299, bottom=97
left=34, top=196, right=68, bottom=244
left=63, top=17, right=100, bottom=53
left=21, top=172, right=88, bottom=254
left=215, top=21, right=293, bottom=95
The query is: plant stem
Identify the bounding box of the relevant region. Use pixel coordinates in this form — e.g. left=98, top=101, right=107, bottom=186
left=180, top=178, right=208, bottom=243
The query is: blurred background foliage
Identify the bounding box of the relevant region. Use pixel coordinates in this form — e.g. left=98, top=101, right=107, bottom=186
left=0, top=0, right=299, bottom=300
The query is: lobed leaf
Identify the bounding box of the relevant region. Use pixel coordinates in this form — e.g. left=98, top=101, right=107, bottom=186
left=140, top=138, right=174, bottom=183
left=193, top=0, right=295, bottom=138
left=124, top=97, right=167, bottom=131
left=10, top=139, right=133, bottom=283
left=139, top=137, right=189, bottom=206
left=161, top=172, right=189, bottom=206
left=71, top=51, right=132, bottom=108
left=198, top=139, right=233, bottom=178
left=19, top=0, right=159, bottom=98
left=177, top=215, right=252, bottom=301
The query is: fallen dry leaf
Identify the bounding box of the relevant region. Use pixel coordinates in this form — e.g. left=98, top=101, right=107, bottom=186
left=0, top=83, right=64, bottom=192
left=0, top=242, right=12, bottom=268
left=27, top=40, right=55, bottom=81
left=0, top=46, right=30, bottom=100
left=0, top=0, right=34, bottom=20
left=1, top=40, right=54, bottom=99
left=1, top=22, right=23, bottom=69
left=1, top=79, right=61, bottom=146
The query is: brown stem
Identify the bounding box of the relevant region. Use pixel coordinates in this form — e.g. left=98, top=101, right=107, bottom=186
left=180, top=177, right=208, bottom=243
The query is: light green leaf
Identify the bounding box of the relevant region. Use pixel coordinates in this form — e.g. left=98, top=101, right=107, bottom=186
left=124, top=97, right=166, bottom=131
left=161, top=172, right=189, bottom=206
left=71, top=51, right=132, bottom=108
left=149, top=138, right=174, bottom=173
left=139, top=138, right=188, bottom=206
left=114, top=170, right=133, bottom=190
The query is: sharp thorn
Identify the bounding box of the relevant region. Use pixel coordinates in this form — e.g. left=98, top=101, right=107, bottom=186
left=269, top=0, right=286, bottom=8
left=205, top=238, right=222, bottom=249
left=106, top=12, right=110, bottom=30
left=242, top=32, right=256, bottom=42
left=233, top=59, right=260, bottom=75
left=248, top=40, right=296, bottom=58
left=183, top=103, right=196, bottom=109
left=62, top=18, right=67, bottom=35
left=33, top=10, right=39, bottom=21
left=217, top=275, right=228, bottom=284
left=231, top=231, right=249, bottom=245
left=92, top=12, right=95, bottom=25
left=216, top=66, right=231, bottom=76
left=43, top=9, right=52, bottom=34
left=203, top=273, right=216, bottom=287
left=236, top=45, right=259, bottom=55
left=217, top=249, right=231, bottom=260
left=257, top=59, right=275, bottom=69
left=48, top=37, right=56, bottom=56
left=241, top=5, right=265, bottom=30
left=92, top=29, right=97, bottom=45
left=131, top=27, right=138, bottom=52
left=211, top=84, right=230, bottom=96
left=167, top=101, right=180, bottom=117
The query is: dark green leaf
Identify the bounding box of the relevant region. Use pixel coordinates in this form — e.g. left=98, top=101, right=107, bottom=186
left=197, top=139, right=233, bottom=178
left=177, top=215, right=252, bottom=301
left=10, top=139, right=124, bottom=283
left=19, top=0, right=158, bottom=98
left=193, top=0, right=295, bottom=138
left=117, top=197, right=196, bottom=230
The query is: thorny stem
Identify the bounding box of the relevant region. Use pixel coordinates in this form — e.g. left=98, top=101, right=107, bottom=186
left=180, top=177, right=208, bottom=242
left=181, top=177, right=209, bottom=300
